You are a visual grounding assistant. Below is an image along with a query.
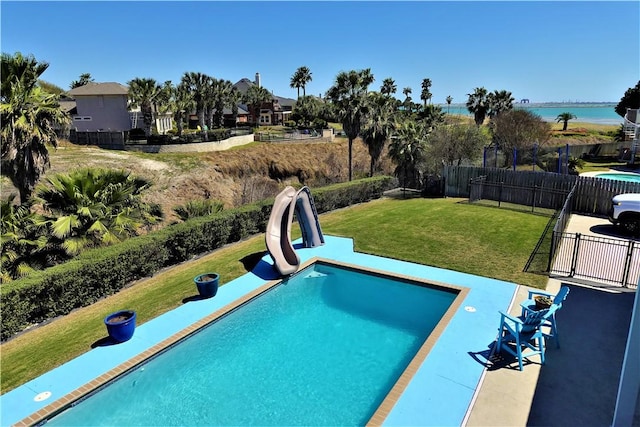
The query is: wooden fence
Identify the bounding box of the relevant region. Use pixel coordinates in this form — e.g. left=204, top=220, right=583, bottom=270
left=69, top=130, right=126, bottom=150
left=444, top=166, right=640, bottom=217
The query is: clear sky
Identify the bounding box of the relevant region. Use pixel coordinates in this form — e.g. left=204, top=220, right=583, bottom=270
left=2, top=1, right=639, bottom=104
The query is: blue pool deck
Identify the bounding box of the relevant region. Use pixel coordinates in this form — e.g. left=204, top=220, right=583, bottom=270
left=1, top=235, right=518, bottom=426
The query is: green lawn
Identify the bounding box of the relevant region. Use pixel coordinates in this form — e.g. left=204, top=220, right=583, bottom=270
left=0, top=197, right=550, bottom=392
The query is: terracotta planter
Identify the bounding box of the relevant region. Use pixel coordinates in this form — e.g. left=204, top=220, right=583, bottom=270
left=194, top=273, right=220, bottom=298
left=534, top=296, right=553, bottom=310
left=104, top=310, right=136, bottom=343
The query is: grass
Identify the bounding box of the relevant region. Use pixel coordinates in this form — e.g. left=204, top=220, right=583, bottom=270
left=0, top=197, right=550, bottom=392
left=550, top=121, right=618, bottom=134
left=579, top=159, right=633, bottom=174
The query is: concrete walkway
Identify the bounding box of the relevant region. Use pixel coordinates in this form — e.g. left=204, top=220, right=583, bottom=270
left=465, top=214, right=638, bottom=426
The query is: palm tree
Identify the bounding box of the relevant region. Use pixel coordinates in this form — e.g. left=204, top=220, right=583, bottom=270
left=446, top=95, right=453, bottom=114
left=487, top=89, right=514, bottom=118
left=181, top=72, right=210, bottom=130
left=361, top=92, right=395, bottom=177
left=360, top=68, right=375, bottom=92
left=1, top=52, right=69, bottom=204
left=1, top=195, right=57, bottom=281
left=228, top=87, right=242, bottom=127
left=243, top=84, right=272, bottom=126
left=556, top=112, right=577, bottom=131
left=127, top=77, right=162, bottom=136
left=35, top=168, right=161, bottom=255
left=402, top=87, right=413, bottom=113
left=326, top=69, right=374, bottom=181
left=420, top=78, right=432, bottom=108
left=213, top=79, right=234, bottom=128
left=466, top=87, right=489, bottom=126
left=380, top=78, right=397, bottom=96
left=388, top=120, right=427, bottom=190
left=171, top=82, right=194, bottom=136
left=69, top=73, right=94, bottom=89
left=290, top=66, right=313, bottom=99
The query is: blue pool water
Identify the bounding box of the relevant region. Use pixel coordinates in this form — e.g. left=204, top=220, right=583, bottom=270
left=47, top=262, right=457, bottom=426
left=596, top=172, right=640, bottom=183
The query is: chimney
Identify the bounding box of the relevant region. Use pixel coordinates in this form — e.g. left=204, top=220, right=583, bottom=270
left=255, top=72, right=261, bottom=88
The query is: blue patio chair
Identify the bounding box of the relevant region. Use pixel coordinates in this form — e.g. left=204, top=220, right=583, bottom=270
left=520, top=286, right=570, bottom=348
left=496, top=305, right=558, bottom=371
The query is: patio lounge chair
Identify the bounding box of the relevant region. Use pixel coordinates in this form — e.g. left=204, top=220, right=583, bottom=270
left=520, top=286, right=570, bottom=348
left=496, top=305, right=559, bottom=371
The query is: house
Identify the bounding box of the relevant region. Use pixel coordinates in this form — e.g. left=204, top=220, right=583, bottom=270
left=68, top=82, right=131, bottom=132
left=67, top=82, right=173, bottom=135
left=232, top=73, right=296, bottom=125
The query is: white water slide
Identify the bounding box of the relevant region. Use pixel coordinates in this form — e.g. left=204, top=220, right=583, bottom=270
left=265, top=186, right=325, bottom=276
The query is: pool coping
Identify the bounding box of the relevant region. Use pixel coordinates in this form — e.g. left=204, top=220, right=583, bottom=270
left=1, top=235, right=518, bottom=427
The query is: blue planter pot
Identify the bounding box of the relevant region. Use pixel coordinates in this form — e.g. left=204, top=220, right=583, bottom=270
left=104, top=310, right=137, bottom=343
left=194, top=273, right=220, bottom=298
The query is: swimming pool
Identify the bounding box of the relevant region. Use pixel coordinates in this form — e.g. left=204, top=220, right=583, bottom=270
left=595, top=172, right=640, bottom=183
left=43, top=260, right=463, bottom=426
left=2, top=236, right=517, bottom=426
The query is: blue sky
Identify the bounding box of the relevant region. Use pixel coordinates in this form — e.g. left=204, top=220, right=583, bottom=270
left=2, top=1, right=638, bottom=103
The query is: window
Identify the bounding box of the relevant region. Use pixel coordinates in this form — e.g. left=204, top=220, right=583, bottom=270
left=73, top=116, right=92, bottom=121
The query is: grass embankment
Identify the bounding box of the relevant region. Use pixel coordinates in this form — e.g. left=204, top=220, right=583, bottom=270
left=1, top=197, right=550, bottom=392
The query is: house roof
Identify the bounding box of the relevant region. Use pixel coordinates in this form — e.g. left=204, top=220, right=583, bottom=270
left=232, top=78, right=296, bottom=108
left=68, top=82, right=128, bottom=96
left=222, top=105, right=249, bottom=115
left=59, top=99, right=77, bottom=114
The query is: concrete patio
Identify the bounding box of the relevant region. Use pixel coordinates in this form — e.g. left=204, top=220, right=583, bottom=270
left=466, top=278, right=637, bottom=426
left=466, top=214, right=639, bottom=426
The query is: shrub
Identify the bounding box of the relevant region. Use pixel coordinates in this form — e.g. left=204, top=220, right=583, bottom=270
left=174, top=199, right=225, bottom=221
left=0, top=176, right=396, bottom=341
left=128, top=128, right=146, bottom=141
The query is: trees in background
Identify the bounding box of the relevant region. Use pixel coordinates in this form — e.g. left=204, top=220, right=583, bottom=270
left=361, top=92, right=396, bottom=177
left=445, top=95, right=453, bottom=114
left=127, top=77, right=162, bottom=136
left=326, top=69, right=374, bottom=181
left=402, top=87, right=413, bottom=114
left=290, top=66, right=313, bottom=99
left=181, top=72, right=210, bottom=130
left=243, top=84, right=272, bottom=127
left=556, top=112, right=577, bottom=131
left=487, top=90, right=514, bottom=118
left=380, top=78, right=397, bottom=96
left=466, top=87, right=489, bottom=126
left=426, top=122, right=489, bottom=171
left=490, top=109, right=551, bottom=167
left=69, top=73, right=94, bottom=89
left=420, top=78, right=432, bottom=108
left=388, top=120, right=427, bottom=189
left=38, top=80, right=66, bottom=96
left=170, top=82, right=195, bottom=136
left=614, top=81, right=640, bottom=117
left=1, top=52, right=68, bottom=204
left=291, top=95, right=324, bottom=128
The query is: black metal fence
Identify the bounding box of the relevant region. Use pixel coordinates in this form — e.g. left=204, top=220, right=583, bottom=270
left=468, top=176, right=569, bottom=212
left=550, top=233, right=639, bottom=288
left=446, top=166, right=640, bottom=288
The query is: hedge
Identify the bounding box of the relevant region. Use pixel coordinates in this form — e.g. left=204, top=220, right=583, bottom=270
left=0, top=176, right=395, bottom=341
